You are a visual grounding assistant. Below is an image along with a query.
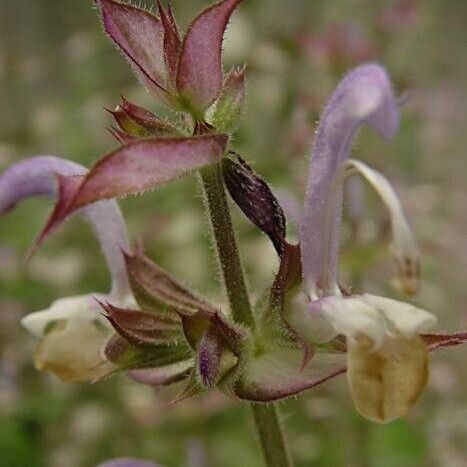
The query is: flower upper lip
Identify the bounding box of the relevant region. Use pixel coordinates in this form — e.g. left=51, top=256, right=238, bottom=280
left=299, top=63, right=399, bottom=299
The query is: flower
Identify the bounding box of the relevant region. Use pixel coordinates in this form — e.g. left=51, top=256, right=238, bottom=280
left=21, top=294, right=116, bottom=382
left=295, top=63, right=443, bottom=422
left=0, top=156, right=132, bottom=381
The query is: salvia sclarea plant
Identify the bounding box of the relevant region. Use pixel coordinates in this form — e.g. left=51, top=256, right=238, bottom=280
left=1, top=1, right=467, bottom=466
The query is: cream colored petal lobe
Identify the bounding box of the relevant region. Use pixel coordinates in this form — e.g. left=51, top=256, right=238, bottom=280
left=362, top=294, right=437, bottom=338
left=34, top=319, right=114, bottom=382
left=347, top=335, right=429, bottom=424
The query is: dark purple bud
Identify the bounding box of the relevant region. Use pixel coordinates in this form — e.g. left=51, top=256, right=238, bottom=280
left=222, top=152, right=287, bottom=256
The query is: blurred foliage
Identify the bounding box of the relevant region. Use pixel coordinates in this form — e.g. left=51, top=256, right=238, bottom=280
left=1, top=0, right=467, bottom=466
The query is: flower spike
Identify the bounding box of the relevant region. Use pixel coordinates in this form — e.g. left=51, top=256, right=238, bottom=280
left=300, top=63, right=399, bottom=298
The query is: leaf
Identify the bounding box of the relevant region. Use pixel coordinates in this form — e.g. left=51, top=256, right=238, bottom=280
left=36, top=135, right=228, bottom=246
left=223, top=152, right=287, bottom=255
left=95, top=0, right=169, bottom=100
left=176, top=0, right=244, bottom=113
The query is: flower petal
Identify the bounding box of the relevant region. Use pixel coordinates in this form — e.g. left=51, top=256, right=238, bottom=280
left=300, top=64, right=399, bottom=297
left=176, top=0, right=244, bottom=113
left=361, top=294, right=436, bottom=338
left=347, top=334, right=428, bottom=423
left=346, top=159, right=420, bottom=295
left=0, top=156, right=130, bottom=297
left=314, top=295, right=388, bottom=348
left=32, top=316, right=114, bottom=383
left=95, top=0, right=168, bottom=99
left=21, top=294, right=110, bottom=338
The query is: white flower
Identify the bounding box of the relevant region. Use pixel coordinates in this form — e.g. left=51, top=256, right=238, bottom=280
left=318, top=294, right=437, bottom=423
left=21, top=294, right=133, bottom=382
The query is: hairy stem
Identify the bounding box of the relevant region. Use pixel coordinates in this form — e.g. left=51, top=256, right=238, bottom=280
left=199, top=163, right=254, bottom=328
left=251, top=404, right=293, bottom=467
left=199, top=162, right=292, bottom=467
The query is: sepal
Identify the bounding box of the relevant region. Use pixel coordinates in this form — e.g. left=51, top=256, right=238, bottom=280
left=207, top=66, right=246, bottom=133
left=124, top=249, right=216, bottom=317
left=108, top=97, right=181, bottom=137
left=104, top=333, right=190, bottom=371
left=232, top=347, right=346, bottom=401
left=100, top=302, right=183, bottom=347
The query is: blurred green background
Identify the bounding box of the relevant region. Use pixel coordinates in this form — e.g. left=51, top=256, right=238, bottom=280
left=1, top=0, right=466, bottom=466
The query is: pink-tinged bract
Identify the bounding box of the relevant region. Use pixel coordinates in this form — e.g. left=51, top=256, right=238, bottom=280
left=95, top=0, right=168, bottom=98
left=37, top=135, right=228, bottom=245
left=176, top=0, right=244, bottom=113
left=156, top=0, right=181, bottom=90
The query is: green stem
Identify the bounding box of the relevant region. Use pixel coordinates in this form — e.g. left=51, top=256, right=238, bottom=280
left=251, top=404, right=293, bottom=467
left=199, top=162, right=292, bottom=467
left=199, top=163, right=254, bottom=328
